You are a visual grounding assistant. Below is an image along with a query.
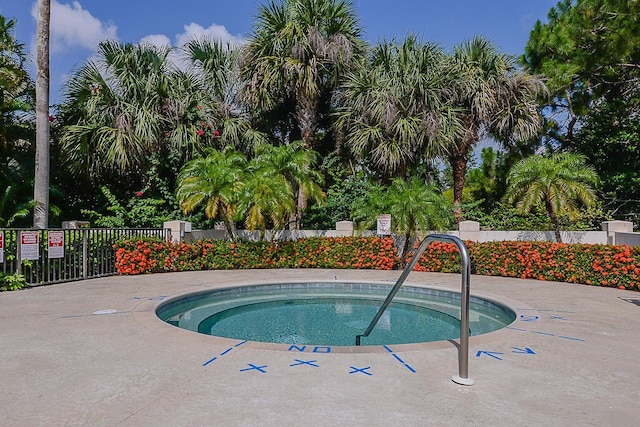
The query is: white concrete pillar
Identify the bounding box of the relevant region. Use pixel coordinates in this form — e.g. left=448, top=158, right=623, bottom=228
left=335, top=221, right=355, bottom=237
left=601, top=221, right=633, bottom=245
left=458, top=220, right=480, bottom=242
left=163, top=220, right=192, bottom=243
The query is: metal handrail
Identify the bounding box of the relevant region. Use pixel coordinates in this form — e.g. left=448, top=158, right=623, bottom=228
left=355, top=234, right=474, bottom=386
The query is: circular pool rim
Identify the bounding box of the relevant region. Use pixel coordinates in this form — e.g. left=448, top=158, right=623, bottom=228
left=147, top=281, right=531, bottom=353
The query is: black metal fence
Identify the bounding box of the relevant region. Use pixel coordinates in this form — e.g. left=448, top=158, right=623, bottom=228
left=0, top=228, right=169, bottom=286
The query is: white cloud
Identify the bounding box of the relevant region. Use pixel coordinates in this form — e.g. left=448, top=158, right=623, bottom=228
left=139, top=34, right=172, bottom=49
left=136, top=23, right=245, bottom=70
left=174, top=22, right=246, bottom=47
left=137, top=22, right=245, bottom=51
left=31, top=1, right=118, bottom=53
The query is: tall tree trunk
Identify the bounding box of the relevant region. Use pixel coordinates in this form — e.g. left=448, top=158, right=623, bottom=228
left=295, top=186, right=306, bottom=229
left=33, top=0, right=50, bottom=228
left=545, top=197, right=563, bottom=243
left=293, top=93, right=318, bottom=228
left=448, top=122, right=477, bottom=222
left=400, top=230, right=412, bottom=267
left=449, top=151, right=469, bottom=223
left=220, top=205, right=237, bottom=241
left=297, top=95, right=318, bottom=150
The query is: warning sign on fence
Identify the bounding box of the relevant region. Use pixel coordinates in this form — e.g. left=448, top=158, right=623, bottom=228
left=0, top=231, right=4, bottom=263
left=20, top=231, right=39, bottom=260
left=48, top=231, right=64, bottom=259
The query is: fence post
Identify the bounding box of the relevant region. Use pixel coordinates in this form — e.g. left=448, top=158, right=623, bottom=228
left=82, top=229, right=88, bottom=279
left=16, top=230, right=22, bottom=275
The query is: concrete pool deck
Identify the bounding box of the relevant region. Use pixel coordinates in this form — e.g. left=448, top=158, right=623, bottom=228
left=1, top=269, right=639, bottom=426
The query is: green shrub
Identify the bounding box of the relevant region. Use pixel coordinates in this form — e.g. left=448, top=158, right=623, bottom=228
left=1, top=272, right=28, bottom=291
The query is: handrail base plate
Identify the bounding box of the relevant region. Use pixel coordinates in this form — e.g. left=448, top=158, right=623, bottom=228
left=452, top=375, right=475, bottom=386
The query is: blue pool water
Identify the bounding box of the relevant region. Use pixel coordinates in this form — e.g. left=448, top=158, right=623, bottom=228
left=157, top=282, right=516, bottom=346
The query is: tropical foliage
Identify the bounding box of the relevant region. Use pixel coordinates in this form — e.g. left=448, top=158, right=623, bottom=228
left=444, top=36, right=547, bottom=217
left=524, top=0, right=640, bottom=225
left=0, top=15, right=32, bottom=147
left=302, top=159, right=375, bottom=229
left=0, top=15, right=35, bottom=227
left=334, top=35, right=454, bottom=179
left=240, top=0, right=365, bottom=221
left=504, top=153, right=599, bottom=242
left=353, top=177, right=453, bottom=260
left=241, top=0, right=364, bottom=150
left=524, top=0, right=640, bottom=144
left=61, top=41, right=205, bottom=178
left=176, top=148, right=246, bottom=238
left=81, top=186, right=170, bottom=228
left=5, top=0, right=639, bottom=237
left=175, top=144, right=324, bottom=240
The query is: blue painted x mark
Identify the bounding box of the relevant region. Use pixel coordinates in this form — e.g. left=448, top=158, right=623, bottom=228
left=349, top=366, right=372, bottom=376
left=240, top=363, right=268, bottom=374
left=290, top=359, right=319, bottom=368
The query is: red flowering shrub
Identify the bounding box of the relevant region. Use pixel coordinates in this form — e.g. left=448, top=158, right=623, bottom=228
left=114, top=237, right=640, bottom=291
left=409, top=240, right=640, bottom=290
left=114, top=236, right=398, bottom=275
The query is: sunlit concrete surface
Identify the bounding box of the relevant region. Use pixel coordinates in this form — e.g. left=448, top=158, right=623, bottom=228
left=1, top=269, right=638, bottom=426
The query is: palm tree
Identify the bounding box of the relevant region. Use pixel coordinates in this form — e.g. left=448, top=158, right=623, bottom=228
left=0, top=15, right=32, bottom=143
left=33, top=0, right=50, bottom=228
left=182, top=38, right=268, bottom=154
left=334, top=35, right=458, bottom=179
left=504, top=153, right=598, bottom=243
left=353, top=177, right=453, bottom=262
left=239, top=169, right=296, bottom=240
left=241, top=0, right=364, bottom=221
left=175, top=148, right=247, bottom=239
left=60, top=40, right=228, bottom=185
left=0, top=16, right=34, bottom=227
left=242, top=0, right=364, bottom=148
left=445, top=36, right=548, bottom=219
left=60, top=41, right=172, bottom=178
left=252, top=141, right=325, bottom=224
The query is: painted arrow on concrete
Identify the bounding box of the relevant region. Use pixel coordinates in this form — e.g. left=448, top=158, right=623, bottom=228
left=512, top=347, right=536, bottom=355
left=475, top=350, right=504, bottom=360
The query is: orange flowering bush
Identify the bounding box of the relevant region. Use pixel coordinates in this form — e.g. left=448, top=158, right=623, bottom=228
left=410, top=240, right=640, bottom=290
left=114, top=239, right=171, bottom=275
left=114, top=237, right=640, bottom=291
left=114, top=236, right=399, bottom=274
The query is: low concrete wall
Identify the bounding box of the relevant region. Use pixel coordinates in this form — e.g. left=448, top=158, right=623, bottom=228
left=164, top=220, right=640, bottom=246
left=184, top=229, right=370, bottom=243
left=613, top=232, right=640, bottom=247
left=185, top=229, right=227, bottom=242
left=459, top=230, right=608, bottom=245
left=450, top=220, right=632, bottom=245
left=165, top=220, right=374, bottom=243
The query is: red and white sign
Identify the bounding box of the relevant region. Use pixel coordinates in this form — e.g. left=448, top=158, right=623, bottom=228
left=20, top=231, right=40, bottom=260
left=0, top=232, right=4, bottom=263
left=48, top=231, right=65, bottom=259
left=377, top=214, right=392, bottom=235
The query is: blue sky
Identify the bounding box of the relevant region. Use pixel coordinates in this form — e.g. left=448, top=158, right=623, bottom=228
left=1, top=0, right=559, bottom=104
